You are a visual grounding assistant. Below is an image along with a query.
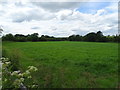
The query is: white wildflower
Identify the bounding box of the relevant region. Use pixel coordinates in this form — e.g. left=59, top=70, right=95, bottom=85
left=5, top=62, right=10, bottom=65
left=28, top=66, right=38, bottom=72
left=4, top=78, right=7, bottom=82
left=18, top=73, right=23, bottom=77
left=28, top=76, right=32, bottom=79
left=11, top=70, right=20, bottom=76
left=20, top=78, right=24, bottom=82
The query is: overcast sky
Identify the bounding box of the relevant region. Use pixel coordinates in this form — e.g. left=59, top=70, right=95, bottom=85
left=0, top=0, right=118, bottom=37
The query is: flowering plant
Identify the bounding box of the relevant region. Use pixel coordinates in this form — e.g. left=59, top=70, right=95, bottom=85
left=1, top=57, right=38, bottom=89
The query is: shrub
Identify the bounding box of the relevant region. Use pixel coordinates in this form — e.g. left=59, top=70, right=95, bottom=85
left=1, top=57, right=38, bottom=89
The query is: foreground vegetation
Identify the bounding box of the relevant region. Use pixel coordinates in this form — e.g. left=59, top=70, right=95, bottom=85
left=2, top=41, right=118, bottom=88
left=1, top=57, right=38, bottom=89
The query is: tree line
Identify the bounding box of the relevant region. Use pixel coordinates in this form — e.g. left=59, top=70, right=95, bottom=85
left=2, top=31, right=120, bottom=42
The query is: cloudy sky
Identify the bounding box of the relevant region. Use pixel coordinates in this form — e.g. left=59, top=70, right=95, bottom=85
left=0, top=0, right=118, bottom=37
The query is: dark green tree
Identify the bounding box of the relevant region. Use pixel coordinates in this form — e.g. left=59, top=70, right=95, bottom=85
left=14, top=34, right=26, bottom=42
left=2, top=33, right=14, bottom=41
left=29, top=33, right=39, bottom=41
left=84, top=32, right=97, bottom=42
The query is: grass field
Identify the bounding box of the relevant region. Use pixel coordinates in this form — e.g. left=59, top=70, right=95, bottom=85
left=2, top=41, right=118, bottom=88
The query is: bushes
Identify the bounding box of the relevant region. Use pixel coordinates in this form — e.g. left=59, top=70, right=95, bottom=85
left=2, top=48, right=21, bottom=71
left=2, top=48, right=39, bottom=89
left=1, top=57, right=38, bottom=89
left=9, top=49, right=21, bottom=71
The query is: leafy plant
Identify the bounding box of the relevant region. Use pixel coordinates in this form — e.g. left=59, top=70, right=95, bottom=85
left=1, top=57, right=38, bottom=89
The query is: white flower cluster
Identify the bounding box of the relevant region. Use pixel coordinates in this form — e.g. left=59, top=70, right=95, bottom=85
left=28, top=66, right=38, bottom=72
left=11, top=70, right=21, bottom=76
left=11, top=66, right=38, bottom=88
left=1, top=57, right=38, bottom=88
left=13, top=78, right=25, bottom=88
left=0, top=57, right=9, bottom=62
left=0, top=58, right=10, bottom=67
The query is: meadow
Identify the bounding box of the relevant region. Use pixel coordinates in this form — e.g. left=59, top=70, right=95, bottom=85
left=2, top=41, right=118, bottom=88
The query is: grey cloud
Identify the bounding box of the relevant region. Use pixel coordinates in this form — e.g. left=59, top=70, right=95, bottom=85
left=12, top=13, right=31, bottom=22
left=31, top=26, right=40, bottom=29
left=14, top=2, right=24, bottom=7
left=59, top=15, right=67, bottom=20
left=0, top=2, right=8, bottom=5
left=11, top=8, right=55, bottom=23
left=31, top=2, right=81, bottom=12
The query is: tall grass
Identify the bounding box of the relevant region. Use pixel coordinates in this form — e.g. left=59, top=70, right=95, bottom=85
left=2, top=41, right=118, bottom=88
left=2, top=47, right=21, bottom=70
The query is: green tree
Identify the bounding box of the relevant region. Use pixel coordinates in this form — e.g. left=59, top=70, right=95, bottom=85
left=84, top=32, right=97, bottom=42
left=2, top=33, right=14, bottom=41
left=29, top=33, right=39, bottom=42
left=96, top=31, right=104, bottom=42
left=14, top=34, right=26, bottom=42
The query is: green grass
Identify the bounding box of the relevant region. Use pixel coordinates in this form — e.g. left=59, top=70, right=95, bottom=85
left=2, top=41, right=118, bottom=88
